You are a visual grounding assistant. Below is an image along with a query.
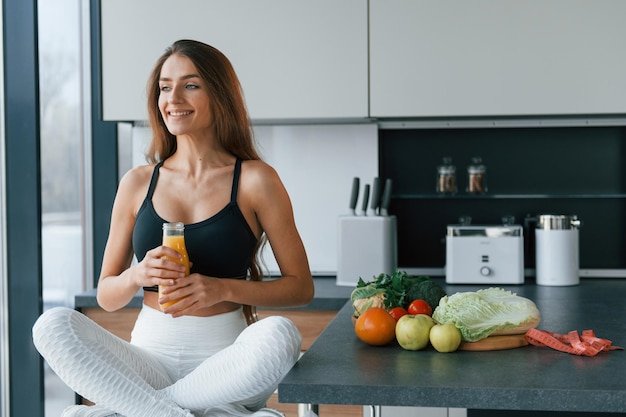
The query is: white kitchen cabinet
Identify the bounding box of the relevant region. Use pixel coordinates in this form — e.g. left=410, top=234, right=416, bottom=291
left=101, top=0, right=368, bottom=122
left=373, top=406, right=466, bottom=417
left=369, top=0, right=626, bottom=118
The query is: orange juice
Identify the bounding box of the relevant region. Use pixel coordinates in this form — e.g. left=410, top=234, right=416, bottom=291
left=159, top=223, right=190, bottom=310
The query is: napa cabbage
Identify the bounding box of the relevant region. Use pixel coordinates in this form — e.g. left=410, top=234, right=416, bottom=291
left=432, top=287, right=541, bottom=342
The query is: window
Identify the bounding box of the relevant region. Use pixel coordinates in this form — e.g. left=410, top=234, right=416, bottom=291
left=38, top=0, right=88, bottom=414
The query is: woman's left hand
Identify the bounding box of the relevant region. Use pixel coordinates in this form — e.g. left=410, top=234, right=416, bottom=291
left=158, top=273, right=226, bottom=317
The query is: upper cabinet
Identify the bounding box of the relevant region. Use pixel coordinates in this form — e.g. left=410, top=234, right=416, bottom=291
left=100, top=0, right=369, bottom=122
left=369, top=0, right=626, bottom=118
left=101, top=1, right=626, bottom=122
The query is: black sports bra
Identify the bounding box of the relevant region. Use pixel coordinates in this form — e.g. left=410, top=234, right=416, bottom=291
left=133, top=159, right=258, bottom=292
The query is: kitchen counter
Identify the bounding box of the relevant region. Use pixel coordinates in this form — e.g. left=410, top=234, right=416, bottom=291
left=74, top=276, right=353, bottom=311
left=278, top=279, right=626, bottom=413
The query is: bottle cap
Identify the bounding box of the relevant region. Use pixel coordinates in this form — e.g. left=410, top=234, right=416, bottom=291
left=163, top=222, right=185, bottom=230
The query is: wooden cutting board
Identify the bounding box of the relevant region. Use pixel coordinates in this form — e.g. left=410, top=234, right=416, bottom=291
left=458, top=334, right=528, bottom=351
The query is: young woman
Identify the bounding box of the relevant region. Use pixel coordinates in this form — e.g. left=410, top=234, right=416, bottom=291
left=33, top=39, right=315, bottom=417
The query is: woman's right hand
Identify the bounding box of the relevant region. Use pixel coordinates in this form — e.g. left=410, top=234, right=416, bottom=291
left=132, top=246, right=187, bottom=288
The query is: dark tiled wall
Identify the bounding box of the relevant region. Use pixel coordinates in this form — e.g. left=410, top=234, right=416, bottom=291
left=379, top=126, right=626, bottom=271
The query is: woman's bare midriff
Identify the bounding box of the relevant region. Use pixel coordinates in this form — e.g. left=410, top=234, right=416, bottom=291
left=143, top=291, right=242, bottom=317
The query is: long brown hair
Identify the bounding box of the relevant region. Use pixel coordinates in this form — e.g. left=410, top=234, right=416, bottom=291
left=145, top=39, right=260, bottom=163
left=146, top=40, right=265, bottom=323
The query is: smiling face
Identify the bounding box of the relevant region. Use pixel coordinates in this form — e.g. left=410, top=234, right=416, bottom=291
left=158, top=54, right=213, bottom=138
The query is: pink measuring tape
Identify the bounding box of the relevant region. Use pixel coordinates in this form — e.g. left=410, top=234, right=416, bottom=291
left=525, top=328, right=623, bottom=356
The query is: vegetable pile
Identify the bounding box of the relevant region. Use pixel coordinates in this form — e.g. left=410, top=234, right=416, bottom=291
left=351, top=270, right=446, bottom=317
left=351, top=272, right=544, bottom=351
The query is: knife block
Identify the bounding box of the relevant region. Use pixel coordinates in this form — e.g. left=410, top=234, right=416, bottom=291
left=336, top=215, right=398, bottom=286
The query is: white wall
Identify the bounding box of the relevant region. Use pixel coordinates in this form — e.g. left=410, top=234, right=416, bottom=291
left=255, top=124, right=378, bottom=274
left=130, top=123, right=379, bottom=275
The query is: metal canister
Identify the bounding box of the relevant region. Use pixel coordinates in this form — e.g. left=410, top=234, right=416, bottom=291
left=535, top=215, right=581, bottom=286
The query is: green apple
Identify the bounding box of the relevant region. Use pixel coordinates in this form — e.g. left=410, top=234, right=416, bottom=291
left=395, top=314, right=435, bottom=351
left=429, top=322, right=462, bottom=353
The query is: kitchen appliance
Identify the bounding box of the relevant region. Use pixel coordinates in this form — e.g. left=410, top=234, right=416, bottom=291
left=337, top=177, right=397, bottom=286
left=446, top=222, right=524, bottom=284
left=535, top=214, right=581, bottom=286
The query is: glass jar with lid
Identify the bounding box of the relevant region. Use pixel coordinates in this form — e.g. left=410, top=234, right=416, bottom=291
left=436, top=157, right=457, bottom=194
left=467, top=157, right=487, bottom=194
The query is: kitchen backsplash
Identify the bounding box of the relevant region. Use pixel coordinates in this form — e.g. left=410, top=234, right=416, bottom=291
left=380, top=124, right=626, bottom=277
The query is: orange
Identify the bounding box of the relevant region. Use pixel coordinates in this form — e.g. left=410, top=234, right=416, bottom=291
left=354, top=307, right=397, bottom=346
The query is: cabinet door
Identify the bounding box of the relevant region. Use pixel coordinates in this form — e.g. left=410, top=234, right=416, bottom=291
left=101, top=0, right=368, bottom=121
left=370, top=0, right=626, bottom=118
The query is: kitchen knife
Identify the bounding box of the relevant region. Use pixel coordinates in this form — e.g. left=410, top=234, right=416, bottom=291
left=370, top=177, right=381, bottom=215
left=380, top=178, right=393, bottom=216
left=349, top=177, right=360, bottom=215
left=361, top=184, right=370, bottom=216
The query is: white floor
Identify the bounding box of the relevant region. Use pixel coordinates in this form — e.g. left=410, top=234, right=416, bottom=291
left=45, top=363, right=75, bottom=417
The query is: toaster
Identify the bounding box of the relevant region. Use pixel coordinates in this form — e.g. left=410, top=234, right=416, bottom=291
left=445, top=223, right=524, bottom=284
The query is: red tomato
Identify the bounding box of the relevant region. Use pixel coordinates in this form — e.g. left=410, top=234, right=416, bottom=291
left=388, top=307, right=409, bottom=322
left=408, top=299, right=433, bottom=316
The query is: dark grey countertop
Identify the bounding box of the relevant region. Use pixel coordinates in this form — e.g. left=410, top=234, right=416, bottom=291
left=278, top=279, right=626, bottom=413
left=74, top=276, right=353, bottom=311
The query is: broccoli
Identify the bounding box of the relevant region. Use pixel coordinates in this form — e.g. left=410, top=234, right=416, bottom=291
left=406, top=279, right=447, bottom=311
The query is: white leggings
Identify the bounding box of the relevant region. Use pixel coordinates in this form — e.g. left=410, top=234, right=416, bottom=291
left=32, top=305, right=302, bottom=417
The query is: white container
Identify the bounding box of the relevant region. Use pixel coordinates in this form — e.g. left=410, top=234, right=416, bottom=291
left=535, top=215, right=581, bottom=286
left=336, top=215, right=397, bottom=286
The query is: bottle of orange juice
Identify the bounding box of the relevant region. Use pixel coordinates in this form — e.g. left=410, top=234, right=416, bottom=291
left=159, top=222, right=190, bottom=310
